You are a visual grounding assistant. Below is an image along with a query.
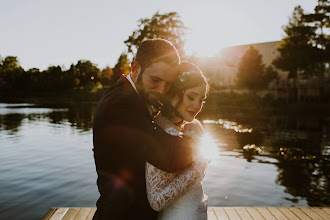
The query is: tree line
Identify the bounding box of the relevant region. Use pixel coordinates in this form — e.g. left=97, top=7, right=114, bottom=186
left=0, top=0, right=328, bottom=100
left=0, top=53, right=130, bottom=100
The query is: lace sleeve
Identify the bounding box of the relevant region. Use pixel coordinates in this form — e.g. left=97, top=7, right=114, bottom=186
left=145, top=159, right=207, bottom=211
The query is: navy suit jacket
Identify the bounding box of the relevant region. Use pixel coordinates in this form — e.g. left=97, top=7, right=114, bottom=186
left=92, top=75, right=193, bottom=219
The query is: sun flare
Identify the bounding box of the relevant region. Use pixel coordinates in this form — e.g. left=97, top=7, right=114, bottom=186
left=198, top=132, right=219, bottom=163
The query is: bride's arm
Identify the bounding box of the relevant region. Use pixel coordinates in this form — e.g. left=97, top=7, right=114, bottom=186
left=146, top=118, right=207, bottom=211
left=145, top=158, right=208, bottom=211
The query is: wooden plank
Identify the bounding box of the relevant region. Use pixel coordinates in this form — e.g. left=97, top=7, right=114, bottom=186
left=41, top=208, right=57, bottom=220
left=235, top=207, right=253, bottom=220
left=73, top=208, right=91, bottom=220
left=267, top=207, right=289, bottom=220
left=300, top=208, right=326, bottom=220
left=224, top=207, right=241, bottom=220
left=62, top=208, right=80, bottom=220
left=49, top=208, right=69, bottom=220
left=321, top=208, right=330, bottom=216
left=42, top=207, right=330, bottom=220
left=246, top=207, right=265, bottom=220
left=86, top=208, right=96, bottom=220
left=257, top=207, right=277, bottom=220
left=311, top=208, right=330, bottom=219
left=277, top=207, right=300, bottom=220
left=289, top=207, right=312, bottom=220
left=213, top=207, right=230, bottom=220
left=208, top=208, right=218, bottom=220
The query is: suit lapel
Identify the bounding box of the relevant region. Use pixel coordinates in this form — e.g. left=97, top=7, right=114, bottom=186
left=119, top=75, right=153, bottom=120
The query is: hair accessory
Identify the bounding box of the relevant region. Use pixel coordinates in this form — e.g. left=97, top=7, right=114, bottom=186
left=178, top=70, right=197, bottom=83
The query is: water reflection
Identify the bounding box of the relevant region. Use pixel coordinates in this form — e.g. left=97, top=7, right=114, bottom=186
left=200, top=110, right=330, bottom=206
left=0, top=102, right=329, bottom=220
left=275, top=145, right=330, bottom=206
left=0, top=103, right=95, bottom=136
left=0, top=103, right=98, bottom=220
left=67, top=104, right=96, bottom=131
left=203, top=119, right=253, bottom=133
left=0, top=114, right=24, bottom=134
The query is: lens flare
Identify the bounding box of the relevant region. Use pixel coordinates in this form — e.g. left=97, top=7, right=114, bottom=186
left=198, top=132, right=219, bottom=163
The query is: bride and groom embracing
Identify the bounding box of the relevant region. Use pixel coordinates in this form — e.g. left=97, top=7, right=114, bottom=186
left=92, top=38, right=210, bottom=220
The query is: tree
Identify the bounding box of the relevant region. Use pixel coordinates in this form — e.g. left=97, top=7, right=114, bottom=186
left=66, top=64, right=80, bottom=87
left=264, top=66, right=279, bottom=85
left=124, top=11, right=186, bottom=57
left=0, top=55, right=3, bottom=72
left=22, top=68, right=40, bottom=91
left=40, top=66, right=64, bottom=93
left=0, top=56, right=24, bottom=91
left=111, top=53, right=130, bottom=85
left=273, top=6, right=322, bottom=78
left=304, top=0, right=330, bottom=77
left=74, top=60, right=101, bottom=86
left=236, top=46, right=278, bottom=92
left=100, top=66, right=113, bottom=86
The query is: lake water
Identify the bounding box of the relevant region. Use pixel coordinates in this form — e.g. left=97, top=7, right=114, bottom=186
left=0, top=102, right=329, bottom=220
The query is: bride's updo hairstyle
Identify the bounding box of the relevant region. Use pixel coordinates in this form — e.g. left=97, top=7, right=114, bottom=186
left=162, top=61, right=209, bottom=119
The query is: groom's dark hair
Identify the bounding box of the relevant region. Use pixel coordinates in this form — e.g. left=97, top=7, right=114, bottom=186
left=134, top=38, right=181, bottom=74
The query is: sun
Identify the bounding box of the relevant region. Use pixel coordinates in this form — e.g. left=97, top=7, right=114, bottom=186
left=181, top=3, right=258, bottom=58
left=198, top=132, right=219, bottom=162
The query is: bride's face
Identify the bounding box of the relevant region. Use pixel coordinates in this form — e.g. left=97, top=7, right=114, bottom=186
left=173, top=84, right=206, bottom=122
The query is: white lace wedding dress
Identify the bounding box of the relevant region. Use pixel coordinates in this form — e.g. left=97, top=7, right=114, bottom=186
left=145, top=126, right=208, bottom=220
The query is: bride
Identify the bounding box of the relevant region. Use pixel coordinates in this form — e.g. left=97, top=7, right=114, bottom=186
left=145, top=61, right=210, bottom=220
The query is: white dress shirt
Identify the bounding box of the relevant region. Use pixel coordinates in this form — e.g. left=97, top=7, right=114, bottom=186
left=126, top=73, right=154, bottom=116
left=126, top=73, right=139, bottom=95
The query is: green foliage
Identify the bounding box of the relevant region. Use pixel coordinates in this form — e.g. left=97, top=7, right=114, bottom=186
left=124, top=11, right=186, bottom=57
left=0, top=56, right=24, bottom=91
left=264, top=66, right=279, bottom=83
left=235, top=46, right=278, bottom=91
left=100, top=66, right=113, bottom=87
left=0, top=56, right=104, bottom=100
left=305, top=0, right=330, bottom=72
left=74, top=60, right=101, bottom=86
left=274, top=3, right=330, bottom=79
left=111, top=53, right=130, bottom=84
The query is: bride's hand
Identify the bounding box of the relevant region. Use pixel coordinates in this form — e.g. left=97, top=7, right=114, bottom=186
left=183, top=119, right=204, bottom=139
left=183, top=120, right=204, bottom=158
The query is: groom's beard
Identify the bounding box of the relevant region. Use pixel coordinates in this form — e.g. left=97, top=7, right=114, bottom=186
left=137, top=87, right=167, bottom=112
left=135, top=74, right=172, bottom=114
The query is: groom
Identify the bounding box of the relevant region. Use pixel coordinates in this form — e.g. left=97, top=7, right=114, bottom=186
left=92, top=39, right=193, bottom=219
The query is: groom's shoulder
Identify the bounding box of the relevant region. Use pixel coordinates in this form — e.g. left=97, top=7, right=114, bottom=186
left=101, top=83, right=124, bottom=103
left=97, top=77, right=136, bottom=111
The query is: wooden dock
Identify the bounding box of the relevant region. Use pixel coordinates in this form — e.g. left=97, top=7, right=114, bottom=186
left=42, top=207, right=330, bottom=220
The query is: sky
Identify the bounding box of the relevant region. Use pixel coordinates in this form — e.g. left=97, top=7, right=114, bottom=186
left=0, top=0, right=317, bottom=71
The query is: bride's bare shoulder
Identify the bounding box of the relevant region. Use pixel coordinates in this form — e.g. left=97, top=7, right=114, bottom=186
left=185, top=119, right=203, bottom=128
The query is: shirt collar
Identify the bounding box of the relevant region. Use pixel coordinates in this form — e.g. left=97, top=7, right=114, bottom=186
left=126, top=73, right=155, bottom=116
left=126, top=73, right=139, bottom=95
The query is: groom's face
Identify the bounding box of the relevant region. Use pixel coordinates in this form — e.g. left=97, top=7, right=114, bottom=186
left=134, top=61, right=178, bottom=105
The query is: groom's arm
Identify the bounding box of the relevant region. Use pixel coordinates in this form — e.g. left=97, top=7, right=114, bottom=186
left=97, top=96, right=193, bottom=173
left=147, top=124, right=193, bottom=172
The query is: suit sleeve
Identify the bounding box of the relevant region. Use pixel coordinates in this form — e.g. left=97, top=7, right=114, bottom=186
left=94, top=94, right=193, bottom=173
